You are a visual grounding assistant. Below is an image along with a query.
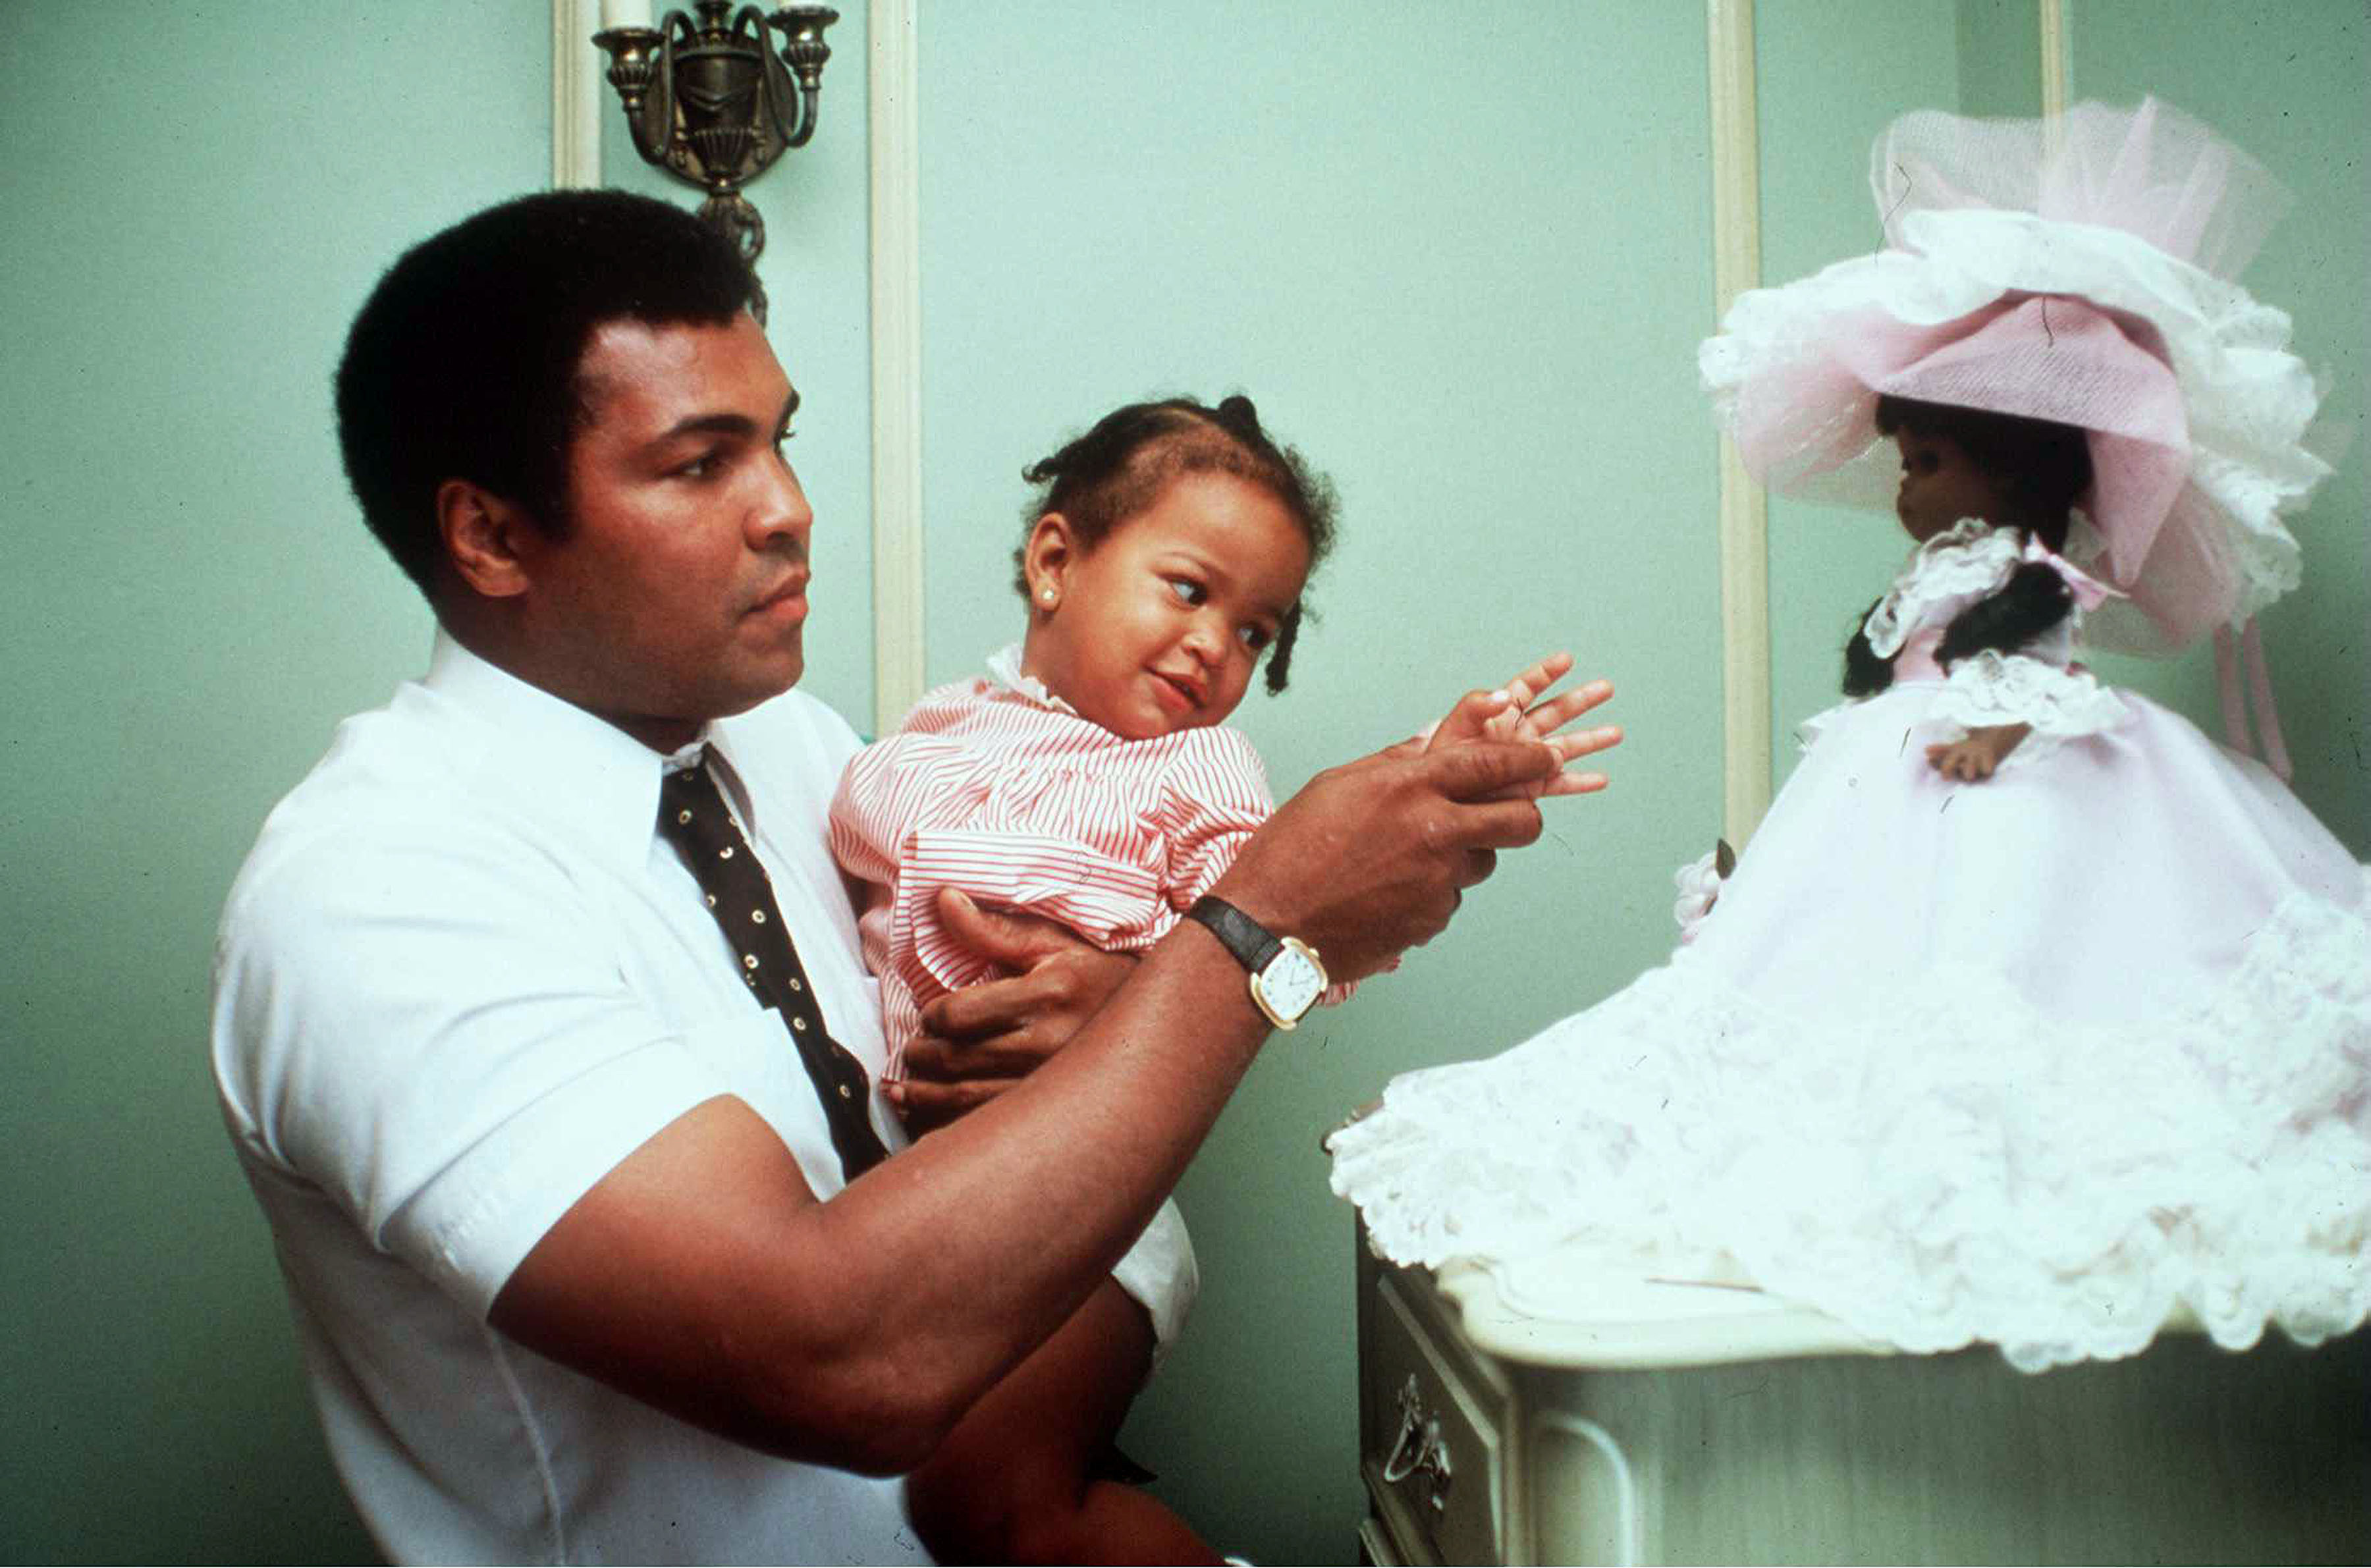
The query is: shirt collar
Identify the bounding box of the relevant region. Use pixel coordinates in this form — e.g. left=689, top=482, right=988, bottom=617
left=421, top=630, right=753, bottom=869
left=981, top=641, right=1079, bottom=717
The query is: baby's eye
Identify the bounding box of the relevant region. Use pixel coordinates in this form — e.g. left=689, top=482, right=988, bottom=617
left=1238, top=624, right=1274, bottom=651
left=1166, top=578, right=1207, bottom=607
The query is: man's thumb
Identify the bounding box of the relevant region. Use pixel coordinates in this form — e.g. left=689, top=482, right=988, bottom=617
left=933, top=886, right=1062, bottom=965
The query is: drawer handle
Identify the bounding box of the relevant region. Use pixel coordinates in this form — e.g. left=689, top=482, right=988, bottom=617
left=1382, top=1374, right=1454, bottom=1515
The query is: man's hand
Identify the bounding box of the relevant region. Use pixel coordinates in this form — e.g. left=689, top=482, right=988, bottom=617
left=898, top=890, right=1135, bottom=1134
left=1213, top=732, right=1605, bottom=984
left=1419, top=651, right=1622, bottom=799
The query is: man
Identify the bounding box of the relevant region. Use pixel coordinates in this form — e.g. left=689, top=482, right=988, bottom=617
left=212, top=190, right=1612, bottom=1562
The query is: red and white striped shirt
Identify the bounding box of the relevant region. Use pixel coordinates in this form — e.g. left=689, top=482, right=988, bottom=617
left=830, top=645, right=1308, bottom=1077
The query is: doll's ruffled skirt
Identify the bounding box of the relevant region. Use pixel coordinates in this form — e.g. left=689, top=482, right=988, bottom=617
left=1328, top=682, right=2371, bottom=1372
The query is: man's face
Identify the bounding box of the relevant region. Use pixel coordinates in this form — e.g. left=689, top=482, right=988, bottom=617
left=512, top=313, right=811, bottom=751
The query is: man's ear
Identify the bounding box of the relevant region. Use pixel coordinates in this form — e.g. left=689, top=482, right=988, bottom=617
left=438, top=479, right=537, bottom=601
left=1022, top=512, right=1077, bottom=613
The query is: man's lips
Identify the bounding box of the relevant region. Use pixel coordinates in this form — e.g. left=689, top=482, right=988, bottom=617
left=749, top=575, right=809, bottom=619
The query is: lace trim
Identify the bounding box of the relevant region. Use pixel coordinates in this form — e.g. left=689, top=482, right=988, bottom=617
left=1672, top=850, right=1726, bottom=945
left=1864, top=521, right=2020, bottom=657
left=1928, top=653, right=2129, bottom=769
left=981, top=642, right=1080, bottom=717
left=1328, top=872, right=2371, bottom=1372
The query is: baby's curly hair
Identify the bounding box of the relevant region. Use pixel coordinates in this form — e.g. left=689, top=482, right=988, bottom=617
left=1012, top=394, right=1338, bottom=693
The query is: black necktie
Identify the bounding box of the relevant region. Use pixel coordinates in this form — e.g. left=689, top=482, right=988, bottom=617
left=657, top=749, right=889, bottom=1183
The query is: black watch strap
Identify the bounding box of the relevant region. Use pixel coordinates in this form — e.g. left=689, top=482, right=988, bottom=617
left=1184, top=896, right=1282, bottom=975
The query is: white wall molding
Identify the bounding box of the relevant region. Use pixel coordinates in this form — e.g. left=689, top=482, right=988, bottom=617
left=867, top=0, right=927, bottom=736
left=2040, top=0, right=2072, bottom=121
left=551, top=0, right=603, bottom=190
left=1706, top=0, right=1771, bottom=846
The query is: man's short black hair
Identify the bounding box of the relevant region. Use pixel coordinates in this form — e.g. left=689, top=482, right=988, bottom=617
left=335, top=189, right=762, bottom=596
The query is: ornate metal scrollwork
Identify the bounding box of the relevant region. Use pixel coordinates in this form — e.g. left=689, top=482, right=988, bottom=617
left=591, top=1, right=839, bottom=302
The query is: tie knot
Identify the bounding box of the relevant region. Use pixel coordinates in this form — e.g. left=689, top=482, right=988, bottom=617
left=658, top=749, right=736, bottom=852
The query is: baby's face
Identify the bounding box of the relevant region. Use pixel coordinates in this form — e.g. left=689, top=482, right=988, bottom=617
left=1892, top=430, right=2015, bottom=542
left=1028, top=472, right=1310, bottom=739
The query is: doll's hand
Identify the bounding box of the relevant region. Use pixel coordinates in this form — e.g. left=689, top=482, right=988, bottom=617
left=1420, top=652, right=1622, bottom=799
left=1926, top=723, right=2031, bottom=782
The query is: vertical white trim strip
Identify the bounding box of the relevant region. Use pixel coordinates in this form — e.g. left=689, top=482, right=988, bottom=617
left=2039, top=0, right=2072, bottom=122
left=1706, top=0, right=1772, bottom=845
left=869, top=0, right=927, bottom=736
left=551, top=0, right=603, bottom=190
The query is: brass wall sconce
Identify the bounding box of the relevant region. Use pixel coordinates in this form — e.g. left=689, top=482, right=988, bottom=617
left=592, top=1, right=840, bottom=295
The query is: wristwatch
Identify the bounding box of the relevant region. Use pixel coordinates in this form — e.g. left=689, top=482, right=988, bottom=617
left=1184, top=895, right=1328, bottom=1030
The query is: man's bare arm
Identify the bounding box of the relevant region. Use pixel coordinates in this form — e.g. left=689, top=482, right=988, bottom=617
left=489, top=736, right=1575, bottom=1475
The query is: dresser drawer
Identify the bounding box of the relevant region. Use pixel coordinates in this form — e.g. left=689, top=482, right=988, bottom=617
left=1361, top=1268, right=1509, bottom=1564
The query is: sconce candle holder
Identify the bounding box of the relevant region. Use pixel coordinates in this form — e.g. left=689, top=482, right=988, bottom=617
left=592, top=2, right=840, bottom=282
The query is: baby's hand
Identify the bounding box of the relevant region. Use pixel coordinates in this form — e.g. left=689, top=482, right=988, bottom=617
left=1423, top=651, right=1622, bottom=799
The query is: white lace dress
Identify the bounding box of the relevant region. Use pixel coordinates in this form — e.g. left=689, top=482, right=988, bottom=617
left=1328, top=521, right=2371, bottom=1372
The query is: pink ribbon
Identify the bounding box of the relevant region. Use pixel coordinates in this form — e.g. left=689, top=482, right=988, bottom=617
left=2021, top=536, right=2124, bottom=610
left=2214, top=619, right=2293, bottom=782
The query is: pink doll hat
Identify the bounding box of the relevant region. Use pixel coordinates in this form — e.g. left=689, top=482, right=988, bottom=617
left=1700, top=97, right=2331, bottom=763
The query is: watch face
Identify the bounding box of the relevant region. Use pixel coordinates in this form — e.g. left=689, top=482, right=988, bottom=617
left=1255, top=942, right=1326, bottom=1023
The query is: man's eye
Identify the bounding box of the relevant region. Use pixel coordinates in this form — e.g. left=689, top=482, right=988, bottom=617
left=674, top=452, right=722, bottom=479
left=1166, top=578, right=1205, bottom=607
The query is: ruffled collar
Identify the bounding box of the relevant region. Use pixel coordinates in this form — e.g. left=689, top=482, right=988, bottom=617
left=983, top=642, right=1083, bottom=718
left=1865, top=520, right=2023, bottom=657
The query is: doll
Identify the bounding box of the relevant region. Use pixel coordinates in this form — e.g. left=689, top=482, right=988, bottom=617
left=1329, top=99, right=2368, bottom=1374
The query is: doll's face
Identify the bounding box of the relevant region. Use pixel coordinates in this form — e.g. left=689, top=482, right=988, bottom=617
left=1892, top=430, right=2018, bottom=543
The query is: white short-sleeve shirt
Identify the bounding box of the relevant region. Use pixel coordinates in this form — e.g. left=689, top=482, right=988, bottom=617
left=212, top=634, right=935, bottom=1564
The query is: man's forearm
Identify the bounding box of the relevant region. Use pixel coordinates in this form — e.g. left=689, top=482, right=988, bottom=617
left=493, top=913, right=1266, bottom=1475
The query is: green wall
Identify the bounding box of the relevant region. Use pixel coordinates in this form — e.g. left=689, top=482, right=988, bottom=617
left=0, top=5, right=541, bottom=1558
left=3, top=2, right=2362, bottom=1563
left=0, top=3, right=875, bottom=1559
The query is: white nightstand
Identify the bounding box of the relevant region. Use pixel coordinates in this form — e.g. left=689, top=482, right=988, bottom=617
left=1355, top=1228, right=2370, bottom=1564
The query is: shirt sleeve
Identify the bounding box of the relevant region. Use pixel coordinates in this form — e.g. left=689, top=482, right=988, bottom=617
left=1926, top=649, right=2131, bottom=768
left=1154, top=727, right=1275, bottom=911
left=214, top=815, right=730, bottom=1320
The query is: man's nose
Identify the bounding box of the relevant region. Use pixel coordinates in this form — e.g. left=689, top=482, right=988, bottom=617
left=750, top=458, right=813, bottom=547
